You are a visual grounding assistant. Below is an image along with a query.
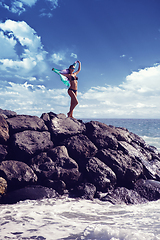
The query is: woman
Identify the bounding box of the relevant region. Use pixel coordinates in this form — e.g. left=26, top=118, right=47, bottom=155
left=53, top=60, right=81, bottom=118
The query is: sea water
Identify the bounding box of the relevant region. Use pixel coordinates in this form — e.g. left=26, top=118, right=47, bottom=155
left=0, top=119, right=160, bottom=240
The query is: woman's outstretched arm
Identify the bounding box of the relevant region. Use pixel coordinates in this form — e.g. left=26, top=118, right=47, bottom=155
left=75, top=60, right=81, bottom=74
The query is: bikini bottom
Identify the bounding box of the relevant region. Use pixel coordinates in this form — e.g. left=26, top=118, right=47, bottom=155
left=68, top=88, right=77, bottom=93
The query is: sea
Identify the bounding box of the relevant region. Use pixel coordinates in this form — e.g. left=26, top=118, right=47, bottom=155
left=0, top=119, right=160, bottom=240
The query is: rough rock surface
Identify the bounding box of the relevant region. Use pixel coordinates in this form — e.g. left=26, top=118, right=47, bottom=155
left=0, top=160, right=37, bottom=190
left=7, top=115, right=48, bottom=135
left=0, top=115, right=9, bottom=144
left=0, top=110, right=160, bottom=204
left=10, top=130, right=54, bottom=161
left=0, top=177, right=7, bottom=196
left=0, top=185, right=58, bottom=204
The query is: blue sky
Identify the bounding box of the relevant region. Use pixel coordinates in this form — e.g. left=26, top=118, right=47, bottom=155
left=0, top=0, right=160, bottom=118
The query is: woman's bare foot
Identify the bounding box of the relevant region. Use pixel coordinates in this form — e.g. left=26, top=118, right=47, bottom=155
left=67, top=112, right=71, bottom=117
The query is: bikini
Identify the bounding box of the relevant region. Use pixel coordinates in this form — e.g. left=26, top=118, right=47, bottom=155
left=68, top=76, right=78, bottom=93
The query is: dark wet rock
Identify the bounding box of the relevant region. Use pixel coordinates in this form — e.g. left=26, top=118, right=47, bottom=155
left=0, top=160, right=37, bottom=190
left=86, top=121, right=119, bottom=149
left=71, top=182, right=96, bottom=200
left=10, top=130, right=53, bottom=161
left=96, top=149, right=143, bottom=187
left=99, top=187, right=148, bottom=204
left=0, top=185, right=58, bottom=204
left=0, top=177, right=7, bottom=196
left=118, top=141, right=160, bottom=180
left=0, top=109, right=160, bottom=204
left=41, top=112, right=86, bottom=143
left=134, top=179, right=160, bottom=201
left=0, top=115, right=9, bottom=144
left=63, top=134, right=98, bottom=166
left=0, top=145, right=8, bottom=162
left=30, top=146, right=80, bottom=188
left=0, top=108, right=17, bottom=118
left=7, top=115, right=48, bottom=135
left=86, top=121, right=134, bottom=150
left=85, top=157, right=117, bottom=192
left=43, top=179, right=66, bottom=195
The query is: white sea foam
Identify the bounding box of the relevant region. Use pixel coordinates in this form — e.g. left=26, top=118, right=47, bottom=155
left=141, top=136, right=160, bottom=152
left=1, top=197, right=160, bottom=240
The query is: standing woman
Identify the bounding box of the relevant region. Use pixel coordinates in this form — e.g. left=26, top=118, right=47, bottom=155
left=53, top=60, right=81, bottom=118
left=66, top=60, right=81, bottom=118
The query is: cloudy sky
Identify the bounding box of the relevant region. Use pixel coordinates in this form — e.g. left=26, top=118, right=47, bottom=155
left=0, top=0, right=160, bottom=118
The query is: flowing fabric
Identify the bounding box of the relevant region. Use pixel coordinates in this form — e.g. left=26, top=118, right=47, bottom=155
left=52, top=68, right=70, bottom=87
left=52, top=61, right=78, bottom=87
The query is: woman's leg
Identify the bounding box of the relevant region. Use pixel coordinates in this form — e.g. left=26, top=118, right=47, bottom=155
left=67, top=90, right=78, bottom=118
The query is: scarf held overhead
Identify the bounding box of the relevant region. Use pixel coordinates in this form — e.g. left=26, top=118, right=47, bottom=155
left=52, top=62, right=77, bottom=87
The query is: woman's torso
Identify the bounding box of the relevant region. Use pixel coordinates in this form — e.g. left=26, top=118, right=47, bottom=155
left=69, top=74, right=78, bottom=90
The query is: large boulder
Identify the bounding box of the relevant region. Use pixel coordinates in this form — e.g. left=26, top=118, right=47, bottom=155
left=71, top=182, right=96, bottom=200
left=100, top=187, right=148, bottom=204
left=86, top=121, right=134, bottom=150
left=7, top=115, right=48, bottom=135
left=10, top=130, right=54, bottom=161
left=134, top=179, right=160, bottom=201
left=0, top=177, right=7, bottom=196
left=30, top=146, right=80, bottom=189
left=0, top=160, right=37, bottom=190
left=0, top=145, right=8, bottom=162
left=118, top=141, right=160, bottom=180
left=96, top=149, right=143, bottom=187
left=41, top=112, right=86, bottom=143
left=0, top=108, right=17, bottom=118
left=63, top=134, right=98, bottom=167
left=0, top=185, right=58, bottom=204
left=85, top=157, right=116, bottom=192
left=0, top=115, right=9, bottom=144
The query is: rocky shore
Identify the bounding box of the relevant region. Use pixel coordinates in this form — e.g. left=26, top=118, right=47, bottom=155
left=0, top=108, right=160, bottom=204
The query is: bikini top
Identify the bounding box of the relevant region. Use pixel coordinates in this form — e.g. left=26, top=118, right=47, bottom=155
left=71, top=75, right=78, bottom=81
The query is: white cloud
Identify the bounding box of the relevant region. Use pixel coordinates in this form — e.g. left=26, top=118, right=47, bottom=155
left=51, top=50, right=78, bottom=68
left=0, top=0, right=59, bottom=15
left=122, top=65, right=160, bottom=92
left=71, top=53, right=77, bottom=59
left=40, top=12, right=53, bottom=18
left=120, top=54, right=126, bottom=58
left=77, top=64, right=160, bottom=118
left=51, top=52, right=64, bottom=67
left=0, top=81, right=69, bottom=116
left=0, top=20, right=48, bottom=78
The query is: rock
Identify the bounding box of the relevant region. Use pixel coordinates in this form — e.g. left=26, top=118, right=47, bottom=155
left=0, top=185, right=58, bottom=204
left=41, top=112, right=86, bottom=143
left=0, top=109, right=160, bottom=204
left=0, top=160, right=37, bottom=190
left=118, top=141, right=160, bottom=180
left=30, top=146, right=81, bottom=188
left=86, top=121, right=118, bottom=150
left=71, top=182, right=96, bottom=200
left=63, top=134, right=98, bottom=166
left=10, top=130, right=54, bottom=161
left=96, top=149, right=143, bottom=187
left=134, top=179, right=160, bottom=201
left=43, top=179, right=66, bottom=195
left=100, top=187, right=148, bottom=204
left=0, top=145, right=8, bottom=162
left=0, top=108, right=17, bottom=118
left=86, top=121, right=135, bottom=150
left=0, top=115, right=9, bottom=144
left=85, top=157, right=117, bottom=192
left=7, top=115, right=48, bottom=135
left=0, top=177, right=7, bottom=195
